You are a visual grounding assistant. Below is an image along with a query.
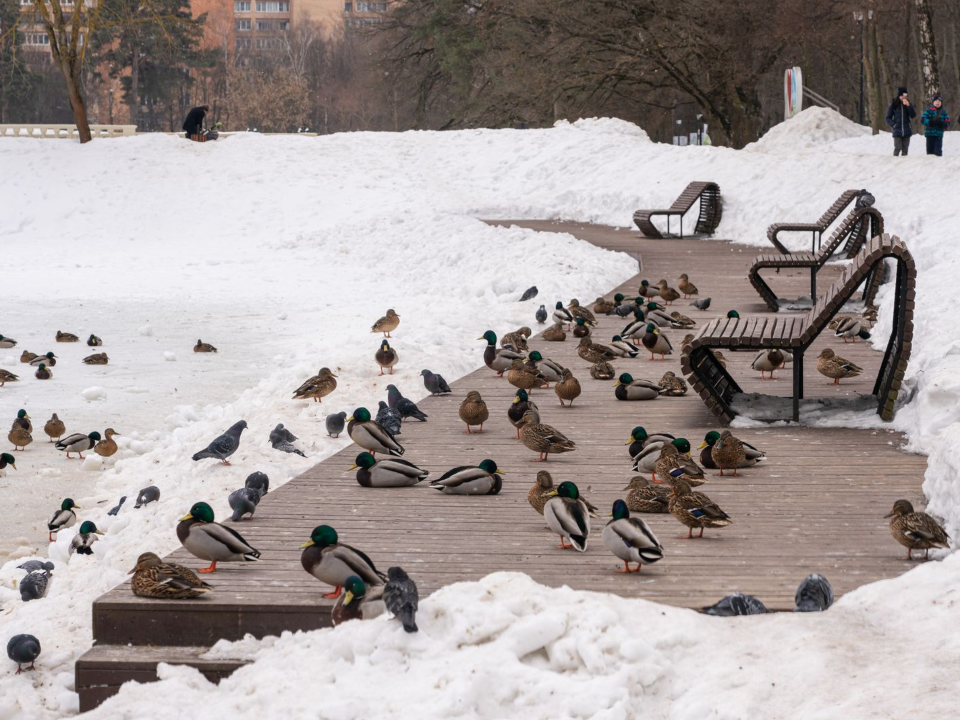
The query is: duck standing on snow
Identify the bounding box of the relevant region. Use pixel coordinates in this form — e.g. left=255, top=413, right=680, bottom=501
left=699, top=431, right=765, bottom=469
left=710, top=430, right=747, bottom=476
left=553, top=301, right=574, bottom=328
left=70, top=521, right=104, bottom=555
left=8, top=415, right=32, bottom=451
left=191, top=421, right=246, bottom=465
left=20, top=350, right=37, bottom=363
left=375, top=401, right=403, bottom=436
left=56, top=331, right=79, bottom=342
left=554, top=368, right=581, bottom=407
left=602, top=500, right=663, bottom=573
left=300, top=524, right=385, bottom=598
left=375, top=340, right=398, bottom=376
left=87, top=334, right=103, bottom=347
left=508, top=389, right=538, bottom=438
left=479, top=331, right=524, bottom=375
left=83, top=352, right=109, bottom=365
left=351, top=451, right=428, bottom=487
left=0, top=334, right=17, bottom=348
left=752, top=349, right=785, bottom=380
left=292, top=367, right=338, bottom=403
left=130, top=552, right=212, bottom=599
left=543, top=481, right=590, bottom=551
left=386, top=385, right=428, bottom=422
left=669, top=311, right=696, bottom=329
left=0, top=369, right=18, bottom=386
left=421, top=369, right=452, bottom=395
left=458, top=391, right=489, bottom=433
left=430, top=459, right=504, bottom=495
left=34, top=364, right=53, bottom=380
left=331, top=576, right=385, bottom=626
left=7, top=635, right=41, bottom=674
left=371, top=309, right=400, bottom=338
left=194, top=339, right=218, bottom=353
left=884, top=499, right=950, bottom=560
left=47, top=498, right=78, bottom=541
left=817, top=348, right=863, bottom=384
left=178, top=501, right=260, bottom=573
left=29, top=352, right=57, bottom=367
left=269, top=423, right=307, bottom=457
left=44, top=413, right=65, bottom=442
left=11, top=409, right=31, bottom=434
left=669, top=480, right=732, bottom=539
left=519, top=410, right=576, bottom=461
left=348, top=407, right=404, bottom=456
left=614, top=373, right=662, bottom=401
left=94, top=428, right=120, bottom=458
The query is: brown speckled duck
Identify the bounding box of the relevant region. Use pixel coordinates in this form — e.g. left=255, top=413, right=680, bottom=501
left=568, top=299, right=596, bottom=325
left=885, top=500, right=950, bottom=560
left=19, top=351, right=38, bottom=364
left=44, top=413, right=65, bottom=442
left=56, top=331, right=79, bottom=342
left=507, top=358, right=547, bottom=393
left=0, top=369, right=18, bottom=386
left=130, top=552, right=212, bottom=599
left=501, top=327, right=532, bottom=352
left=577, top=337, right=617, bottom=364
left=669, top=480, right=732, bottom=539
left=593, top=296, right=616, bottom=315
left=710, top=430, right=747, bottom=476
left=554, top=368, right=581, bottom=407
left=656, top=280, right=680, bottom=305
left=458, top=390, right=489, bottom=433
left=817, top=348, right=862, bottom=384
left=542, top=323, right=567, bottom=342
left=590, top=360, right=616, bottom=380
left=677, top=274, right=699, bottom=298
left=658, top=371, right=687, bottom=396
left=528, top=470, right=598, bottom=517
left=94, top=428, right=120, bottom=458
left=371, top=309, right=400, bottom=338
left=82, top=352, right=109, bottom=365
left=624, top=475, right=671, bottom=513
left=292, top=367, right=338, bottom=403
left=194, top=339, right=218, bottom=353
left=519, top=410, right=576, bottom=462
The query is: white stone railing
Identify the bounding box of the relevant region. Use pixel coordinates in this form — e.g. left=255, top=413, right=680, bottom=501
left=0, top=124, right=138, bottom=138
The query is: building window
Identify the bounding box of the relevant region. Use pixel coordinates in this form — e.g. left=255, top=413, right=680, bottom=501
left=25, top=32, right=50, bottom=45
left=256, top=36, right=283, bottom=49
left=234, top=1, right=251, bottom=11
left=255, top=1, right=288, bottom=12
left=236, top=18, right=251, bottom=30
left=257, top=20, right=270, bottom=30
left=355, top=1, right=387, bottom=11
left=278, top=21, right=290, bottom=30
left=236, top=37, right=251, bottom=49
left=344, top=1, right=351, bottom=10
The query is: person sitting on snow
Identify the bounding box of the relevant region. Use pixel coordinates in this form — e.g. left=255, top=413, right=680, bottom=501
left=921, top=95, right=950, bottom=157
left=182, top=105, right=216, bottom=141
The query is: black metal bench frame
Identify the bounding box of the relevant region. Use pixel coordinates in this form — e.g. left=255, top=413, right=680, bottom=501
left=632, top=181, right=722, bottom=238
left=767, top=189, right=863, bottom=253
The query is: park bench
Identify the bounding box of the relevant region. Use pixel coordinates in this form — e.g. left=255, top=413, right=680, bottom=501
left=632, top=181, right=722, bottom=238
left=681, top=233, right=915, bottom=423
left=766, top=189, right=866, bottom=253
left=749, top=203, right=884, bottom=311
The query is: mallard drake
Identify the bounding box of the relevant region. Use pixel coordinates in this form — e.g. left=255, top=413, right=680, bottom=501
left=507, top=358, right=547, bottom=392
left=568, top=299, right=597, bottom=325
left=603, top=500, right=663, bottom=572
left=347, top=407, right=404, bottom=456
left=82, top=352, right=108, bottom=365
left=8, top=424, right=32, bottom=451
left=332, top=576, right=386, bottom=626
left=194, top=339, right=218, bottom=353
left=543, top=481, right=590, bottom=551
left=94, top=428, right=120, bottom=458
left=590, top=360, right=616, bottom=380
left=614, top=373, right=662, bottom=401
left=34, top=364, right=52, bottom=380
left=375, top=340, right=398, bottom=376
left=508, top=389, right=539, bottom=438
left=459, top=390, right=489, bottom=433
left=371, top=309, right=400, bottom=338
left=645, top=302, right=681, bottom=328
left=552, top=301, right=574, bottom=327
left=178, top=501, right=260, bottom=573
left=519, top=410, right=576, bottom=461
left=619, top=309, right=647, bottom=339
left=709, top=430, right=747, bottom=476
left=669, top=480, right=732, bottom=538
left=292, top=367, right=338, bottom=402
left=885, top=500, right=950, bottom=560
left=528, top=351, right=563, bottom=384
left=86, top=334, right=103, bottom=347
left=817, top=348, right=862, bottom=384
left=577, top=337, right=617, bottom=364
left=554, top=368, right=581, bottom=407
left=638, top=280, right=659, bottom=299
left=834, top=317, right=871, bottom=343
left=752, top=349, right=785, bottom=379
left=501, top=326, right=532, bottom=352
left=658, top=371, right=687, bottom=396
left=44, top=413, right=65, bottom=442
left=19, top=350, right=37, bottom=364
left=656, top=441, right=707, bottom=486
left=0, top=452, right=16, bottom=473
left=626, top=426, right=676, bottom=457
left=130, top=552, right=212, bottom=599
left=0, top=369, right=19, bottom=386
left=698, top=431, right=765, bottom=469
left=527, top=470, right=599, bottom=516
left=640, top=324, right=672, bottom=361
left=351, top=451, right=428, bottom=487
left=29, top=352, right=57, bottom=367
left=430, top=459, right=504, bottom=495
left=631, top=437, right=692, bottom=475
left=300, top=524, right=385, bottom=598
left=656, top=280, right=680, bottom=305
left=677, top=274, right=699, bottom=298
left=479, top=330, right=525, bottom=374
left=535, top=305, right=548, bottom=324
left=70, top=521, right=104, bottom=555
left=609, top=335, right=640, bottom=358
left=572, top=316, right=592, bottom=338
left=56, top=331, right=78, bottom=342
left=11, top=408, right=31, bottom=433
left=593, top=296, right=616, bottom=315
left=669, top=311, right=696, bottom=329
left=542, top=323, right=567, bottom=342
left=47, top=498, right=78, bottom=541
left=623, top=476, right=671, bottom=513
left=0, top=334, right=17, bottom=348
left=56, top=431, right=101, bottom=459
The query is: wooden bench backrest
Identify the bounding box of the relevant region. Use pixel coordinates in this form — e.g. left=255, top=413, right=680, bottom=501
left=668, top=181, right=718, bottom=213
left=815, top=189, right=861, bottom=227
left=813, top=205, right=878, bottom=262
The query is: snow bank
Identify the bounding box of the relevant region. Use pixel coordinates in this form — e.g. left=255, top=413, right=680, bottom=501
left=747, top=107, right=873, bottom=153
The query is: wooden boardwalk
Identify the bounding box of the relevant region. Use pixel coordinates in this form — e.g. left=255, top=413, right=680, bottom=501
left=79, top=221, right=927, bottom=708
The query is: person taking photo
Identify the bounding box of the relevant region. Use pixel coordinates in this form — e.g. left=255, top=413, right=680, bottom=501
left=886, top=87, right=916, bottom=156
left=921, top=95, right=950, bottom=156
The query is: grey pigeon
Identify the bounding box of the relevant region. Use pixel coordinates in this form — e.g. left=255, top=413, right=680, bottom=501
left=229, top=487, right=264, bottom=521
left=702, top=593, right=768, bottom=616
left=135, top=486, right=161, bottom=508
left=794, top=573, right=834, bottom=612
left=17, top=561, right=54, bottom=574
left=376, top=401, right=403, bottom=436
left=420, top=369, right=452, bottom=395
left=691, top=297, right=712, bottom=311
left=7, top=634, right=40, bottom=674
left=535, top=305, right=548, bottom=324
left=614, top=302, right=635, bottom=317
left=269, top=423, right=306, bottom=457
left=107, top=496, right=126, bottom=516
left=386, top=384, right=427, bottom=422
left=325, top=411, right=347, bottom=438
left=245, top=471, right=269, bottom=495
left=20, top=570, right=52, bottom=602
left=192, top=420, right=247, bottom=465
left=519, top=286, right=538, bottom=301
left=383, top=566, right=419, bottom=633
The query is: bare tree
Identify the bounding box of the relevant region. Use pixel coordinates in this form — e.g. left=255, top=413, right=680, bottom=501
left=914, top=0, right=940, bottom=98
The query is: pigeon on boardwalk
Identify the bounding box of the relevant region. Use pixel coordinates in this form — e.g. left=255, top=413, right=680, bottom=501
left=135, top=486, right=161, bottom=508
left=325, top=412, right=347, bottom=438
left=386, top=384, right=428, bottom=422
left=107, top=496, right=127, bottom=516
left=421, top=369, right=451, bottom=395
left=383, top=566, right=419, bottom=633
left=229, top=487, right=264, bottom=521
left=269, top=423, right=306, bottom=457
left=691, top=297, right=712, bottom=311
left=7, top=635, right=40, bottom=674
left=245, top=471, right=270, bottom=495
left=376, top=402, right=403, bottom=436
left=535, top=305, right=548, bottom=324
left=192, top=420, right=247, bottom=465
left=794, top=574, right=834, bottom=612
left=702, top=593, right=768, bottom=616
left=20, top=567, right=53, bottom=602
left=519, top=286, right=538, bottom=301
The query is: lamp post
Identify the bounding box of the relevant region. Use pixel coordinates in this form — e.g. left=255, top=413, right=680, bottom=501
left=853, top=10, right=864, bottom=125
left=675, top=118, right=683, bottom=145
left=696, top=113, right=703, bottom=145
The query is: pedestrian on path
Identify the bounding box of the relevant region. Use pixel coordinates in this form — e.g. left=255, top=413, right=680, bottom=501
left=886, top=87, right=917, bottom=156
left=921, top=95, right=950, bottom=157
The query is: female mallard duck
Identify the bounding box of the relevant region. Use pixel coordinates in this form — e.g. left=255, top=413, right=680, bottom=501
left=34, top=364, right=52, bottom=380
left=130, top=552, right=212, bottom=599
left=568, top=299, right=596, bottom=325
left=609, top=335, right=640, bottom=358
left=641, top=324, right=672, bottom=361
left=817, top=349, right=863, bottom=384
left=0, top=369, right=19, bottom=386
left=656, top=280, right=681, bottom=305
left=44, top=414, right=65, bottom=442
left=542, top=323, right=567, bottom=342
left=669, top=480, right=732, bottom=538
left=0, top=452, right=16, bottom=473
left=884, top=500, right=951, bottom=560
left=56, top=331, right=78, bottom=342
left=56, top=431, right=101, bottom=459
left=528, top=470, right=599, bottom=516
left=552, top=301, right=574, bottom=328
left=47, top=498, right=78, bottom=541
left=638, top=279, right=660, bottom=299
left=347, top=407, right=404, bottom=456
left=194, top=339, right=218, bottom=353
left=681, top=334, right=695, bottom=349
left=669, top=311, right=696, bottom=329
left=590, top=360, right=616, bottom=380
left=528, top=351, right=563, bottom=384
left=371, top=309, right=400, bottom=338
left=86, top=334, right=103, bottom=347
left=632, top=437, right=693, bottom=476
left=577, top=337, right=617, bottom=364
left=458, top=390, right=489, bottom=433
left=507, top=358, right=547, bottom=393
left=623, top=476, right=672, bottom=513
left=519, top=410, right=576, bottom=461
left=543, top=481, right=589, bottom=551
left=332, top=576, right=386, bottom=626
left=70, top=521, right=104, bottom=555
left=752, top=349, right=785, bottom=379
left=8, top=424, right=32, bottom=451
left=501, top=326, right=531, bottom=352
left=430, top=459, right=504, bottom=495
left=301, top=524, right=385, bottom=598
left=292, top=367, right=338, bottom=403
left=677, top=274, right=699, bottom=298
left=658, top=371, right=687, bottom=396
left=572, top=316, right=592, bottom=338
left=29, top=352, right=57, bottom=367
left=698, top=431, right=765, bottom=469
left=178, top=501, right=260, bottom=573
left=835, top=317, right=871, bottom=343
left=713, top=350, right=728, bottom=369
left=479, top=330, right=525, bottom=374
left=619, top=309, right=647, bottom=340
left=350, top=451, right=428, bottom=487
left=0, top=334, right=17, bottom=348
left=593, top=296, right=616, bottom=315
left=94, top=428, right=120, bottom=458
left=19, top=350, right=37, bottom=364
left=655, top=441, right=707, bottom=486
left=554, top=368, right=581, bottom=407
left=603, top=500, right=663, bottom=572
left=508, top=389, right=538, bottom=438
left=375, top=340, right=398, bottom=376
left=614, top=373, right=662, bottom=401
left=82, top=352, right=109, bottom=365
left=710, top=430, right=747, bottom=476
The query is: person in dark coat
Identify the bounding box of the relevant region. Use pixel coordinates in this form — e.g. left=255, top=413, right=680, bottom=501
left=921, top=95, right=950, bottom=156
left=885, top=87, right=916, bottom=156
left=182, top=105, right=209, bottom=139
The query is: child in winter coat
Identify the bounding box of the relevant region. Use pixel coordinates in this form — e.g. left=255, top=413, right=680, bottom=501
left=921, top=95, right=950, bottom=156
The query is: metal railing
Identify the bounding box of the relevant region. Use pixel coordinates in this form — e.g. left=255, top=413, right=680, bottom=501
left=0, top=124, right=138, bottom=138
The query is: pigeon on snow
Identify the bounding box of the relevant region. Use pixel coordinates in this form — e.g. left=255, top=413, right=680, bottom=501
left=421, top=369, right=451, bottom=395
left=20, top=568, right=52, bottom=602
left=386, top=385, right=428, bottom=422
left=794, top=573, right=834, bottom=612
left=535, top=305, right=548, bottom=324
left=135, top=486, right=161, bottom=508
left=383, top=566, right=419, bottom=633
left=269, top=423, right=306, bottom=457
left=7, top=635, right=41, bottom=674
left=192, top=420, right=247, bottom=465
left=17, top=560, right=54, bottom=574
left=325, top=411, right=347, bottom=438
left=107, top=496, right=126, bottom=516
left=702, top=592, right=767, bottom=616
left=376, top=402, right=403, bottom=436
left=519, top=286, right=538, bottom=301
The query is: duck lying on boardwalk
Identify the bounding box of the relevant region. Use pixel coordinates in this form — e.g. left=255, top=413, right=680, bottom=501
left=669, top=480, right=732, bottom=539
left=178, top=501, right=260, bottom=573
left=292, top=367, right=338, bottom=403
left=614, top=373, right=662, bottom=401
left=430, top=459, right=504, bottom=495
left=351, top=452, right=428, bottom=487
left=371, top=309, right=400, bottom=338
left=300, top=524, right=385, bottom=598
left=884, top=500, right=950, bottom=560
left=507, top=358, right=547, bottom=393
left=609, top=335, right=640, bottom=358
left=658, top=371, right=687, bottom=396
left=655, top=441, right=707, bottom=486
left=590, top=360, right=616, bottom=380
left=577, top=337, right=617, bottom=364
left=130, top=552, right=212, bottom=599
left=602, top=500, right=663, bottom=573
left=543, top=481, right=590, bottom=551
left=519, top=410, right=576, bottom=461
left=817, top=348, right=863, bottom=384
left=542, top=324, right=566, bottom=342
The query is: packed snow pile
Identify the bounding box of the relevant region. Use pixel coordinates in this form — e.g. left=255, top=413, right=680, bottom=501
left=567, top=116, right=653, bottom=140
left=747, top=107, right=873, bottom=154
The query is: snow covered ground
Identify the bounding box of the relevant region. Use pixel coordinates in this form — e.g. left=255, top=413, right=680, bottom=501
left=1, top=108, right=958, bottom=718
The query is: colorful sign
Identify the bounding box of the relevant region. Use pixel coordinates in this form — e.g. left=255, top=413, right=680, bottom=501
left=784, top=67, right=804, bottom=119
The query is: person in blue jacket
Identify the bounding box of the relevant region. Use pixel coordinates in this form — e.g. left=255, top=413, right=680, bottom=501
left=921, top=95, right=950, bottom=156
left=886, top=87, right=917, bottom=156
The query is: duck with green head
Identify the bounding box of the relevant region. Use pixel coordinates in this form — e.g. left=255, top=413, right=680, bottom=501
left=641, top=323, right=672, bottom=360
left=34, top=364, right=52, bottom=380
left=0, top=334, right=17, bottom=349
left=479, top=330, right=524, bottom=376
left=375, top=339, right=398, bottom=376
left=632, top=437, right=691, bottom=478
left=87, top=334, right=103, bottom=347
left=602, top=500, right=664, bottom=572
left=645, top=302, right=678, bottom=328
left=28, top=351, right=57, bottom=367
left=8, top=410, right=32, bottom=450
left=47, top=498, right=78, bottom=541
left=331, top=575, right=386, bottom=626
left=655, top=440, right=707, bottom=486
left=609, top=335, right=640, bottom=358
left=626, top=426, right=677, bottom=460
left=347, top=406, right=404, bottom=457
left=177, top=501, right=260, bottom=573
left=543, top=481, right=589, bottom=551
left=638, top=279, right=659, bottom=299
left=527, top=350, right=563, bottom=384
left=55, top=431, right=100, bottom=459
left=552, top=301, right=574, bottom=327
left=11, top=409, right=31, bottom=434
left=350, top=451, right=428, bottom=488
left=614, top=373, right=662, bottom=401
left=727, top=310, right=740, bottom=319
left=430, top=459, right=503, bottom=495
left=572, top=316, right=592, bottom=338
left=0, top=452, right=15, bottom=473
left=619, top=308, right=647, bottom=339
left=698, top=431, right=765, bottom=469
left=507, top=389, right=538, bottom=438
left=300, top=524, right=385, bottom=598
left=70, top=521, right=104, bottom=555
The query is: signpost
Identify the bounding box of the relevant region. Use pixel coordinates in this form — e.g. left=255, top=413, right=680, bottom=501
left=784, top=66, right=804, bottom=120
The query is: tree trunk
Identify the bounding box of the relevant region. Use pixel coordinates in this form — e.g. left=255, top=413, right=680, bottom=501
left=915, top=0, right=941, bottom=99
left=865, top=15, right=885, bottom=134
left=58, top=61, right=92, bottom=142
left=129, top=35, right=140, bottom=128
